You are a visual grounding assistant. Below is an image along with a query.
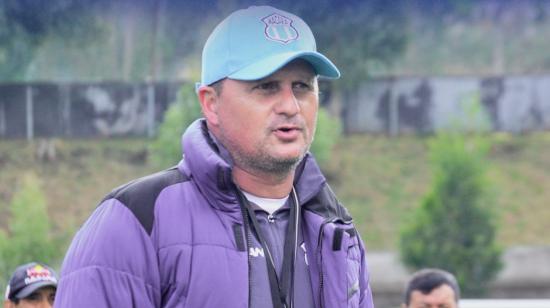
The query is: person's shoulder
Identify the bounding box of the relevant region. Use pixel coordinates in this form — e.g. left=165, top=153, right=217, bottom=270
left=104, top=166, right=189, bottom=202
left=101, top=166, right=190, bottom=234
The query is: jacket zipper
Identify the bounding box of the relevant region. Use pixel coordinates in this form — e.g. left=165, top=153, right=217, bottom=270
left=289, top=187, right=300, bottom=308
left=244, top=217, right=253, bottom=307
left=236, top=192, right=253, bottom=308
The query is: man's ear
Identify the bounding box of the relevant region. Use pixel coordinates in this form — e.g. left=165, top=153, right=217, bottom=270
left=197, top=85, right=220, bottom=127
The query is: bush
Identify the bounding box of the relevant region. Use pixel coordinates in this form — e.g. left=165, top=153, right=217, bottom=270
left=149, top=84, right=202, bottom=168
left=399, top=132, right=502, bottom=296
left=310, top=107, right=342, bottom=168
left=0, top=172, right=64, bottom=288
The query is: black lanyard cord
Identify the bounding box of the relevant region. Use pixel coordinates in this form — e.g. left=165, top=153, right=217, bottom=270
left=236, top=187, right=300, bottom=308
left=279, top=187, right=300, bottom=308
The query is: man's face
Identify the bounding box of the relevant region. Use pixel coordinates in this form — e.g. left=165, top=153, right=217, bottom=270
left=405, top=284, right=457, bottom=308
left=207, top=59, right=318, bottom=175
left=4, top=287, right=56, bottom=308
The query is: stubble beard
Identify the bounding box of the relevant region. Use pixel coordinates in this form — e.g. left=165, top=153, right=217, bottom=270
left=219, top=130, right=310, bottom=178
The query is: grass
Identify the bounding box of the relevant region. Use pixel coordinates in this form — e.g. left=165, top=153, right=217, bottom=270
left=325, top=135, right=431, bottom=249
left=1, top=133, right=549, bottom=251
left=0, top=139, right=157, bottom=238
left=324, top=132, right=550, bottom=250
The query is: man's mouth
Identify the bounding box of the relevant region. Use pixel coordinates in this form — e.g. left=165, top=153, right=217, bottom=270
left=277, top=126, right=299, bottom=132
left=273, top=125, right=302, bottom=141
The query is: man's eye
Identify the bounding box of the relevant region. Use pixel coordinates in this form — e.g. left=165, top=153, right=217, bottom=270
left=26, top=293, right=40, bottom=301
left=293, top=82, right=312, bottom=91
left=254, top=82, right=278, bottom=91
left=294, top=80, right=312, bottom=88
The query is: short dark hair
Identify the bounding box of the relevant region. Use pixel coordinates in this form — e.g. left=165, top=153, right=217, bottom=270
left=209, top=79, right=224, bottom=95
left=403, top=268, right=460, bottom=305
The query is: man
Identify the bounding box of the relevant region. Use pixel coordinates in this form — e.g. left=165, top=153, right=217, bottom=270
left=56, top=5, right=373, bottom=308
left=402, top=268, right=460, bottom=308
left=4, top=262, right=57, bottom=308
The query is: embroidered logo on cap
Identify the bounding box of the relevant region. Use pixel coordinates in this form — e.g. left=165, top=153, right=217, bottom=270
left=25, top=265, right=57, bottom=285
left=262, top=13, right=299, bottom=44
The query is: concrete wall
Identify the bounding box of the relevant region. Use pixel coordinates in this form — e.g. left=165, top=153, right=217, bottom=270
left=343, top=76, right=550, bottom=135
left=369, top=246, right=550, bottom=308
left=2, top=76, right=550, bottom=139
left=0, top=82, right=182, bottom=139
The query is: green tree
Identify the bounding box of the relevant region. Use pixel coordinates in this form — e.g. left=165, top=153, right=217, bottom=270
left=149, top=84, right=202, bottom=168
left=0, top=172, right=63, bottom=288
left=8, top=0, right=410, bottom=84
left=0, top=0, right=103, bottom=80
left=399, top=132, right=501, bottom=296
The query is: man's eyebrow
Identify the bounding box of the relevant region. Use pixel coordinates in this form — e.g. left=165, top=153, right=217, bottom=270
left=248, top=72, right=316, bottom=85
left=303, top=76, right=316, bottom=83
left=297, top=73, right=317, bottom=82
left=251, top=78, right=273, bottom=84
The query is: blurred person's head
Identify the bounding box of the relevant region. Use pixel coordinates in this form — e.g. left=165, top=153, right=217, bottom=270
left=402, top=268, right=460, bottom=308
left=4, top=262, right=57, bottom=308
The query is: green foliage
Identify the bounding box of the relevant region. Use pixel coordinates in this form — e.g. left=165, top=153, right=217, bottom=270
left=399, top=132, right=502, bottom=296
left=444, top=91, right=492, bottom=133
left=7, top=0, right=408, bottom=84
left=0, top=0, right=103, bottom=80
left=0, top=172, right=63, bottom=287
left=391, top=1, right=550, bottom=75
left=310, top=107, right=341, bottom=168
left=149, top=84, right=202, bottom=168
left=6, top=1, right=550, bottom=81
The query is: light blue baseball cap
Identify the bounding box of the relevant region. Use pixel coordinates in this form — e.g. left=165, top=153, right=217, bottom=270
left=198, top=5, right=340, bottom=88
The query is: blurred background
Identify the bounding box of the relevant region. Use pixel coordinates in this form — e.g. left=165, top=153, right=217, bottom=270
left=0, top=0, right=549, bottom=307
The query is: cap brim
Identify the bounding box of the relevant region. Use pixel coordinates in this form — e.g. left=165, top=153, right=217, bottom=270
left=228, top=51, right=340, bottom=81
left=14, top=281, right=57, bottom=299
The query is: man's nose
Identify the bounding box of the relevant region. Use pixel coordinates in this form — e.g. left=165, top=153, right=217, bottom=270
left=274, top=86, right=300, bottom=116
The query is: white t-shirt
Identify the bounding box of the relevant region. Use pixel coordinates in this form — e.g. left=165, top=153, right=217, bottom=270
left=242, top=191, right=288, bottom=215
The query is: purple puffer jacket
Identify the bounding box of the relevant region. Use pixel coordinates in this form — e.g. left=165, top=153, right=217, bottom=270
left=55, top=119, right=374, bottom=308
